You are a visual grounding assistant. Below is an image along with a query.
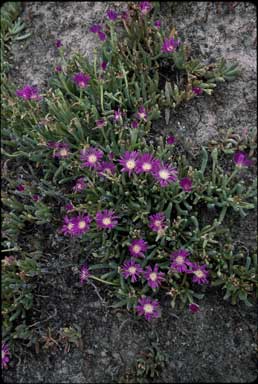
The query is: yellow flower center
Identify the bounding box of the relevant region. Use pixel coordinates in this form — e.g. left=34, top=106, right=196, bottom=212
left=88, top=154, right=97, bottom=163
left=60, top=148, right=68, bottom=157
left=154, top=220, right=161, bottom=228
left=128, top=266, right=136, bottom=274
left=78, top=221, right=86, bottom=229
left=126, top=160, right=136, bottom=169
left=139, top=112, right=145, bottom=119
left=143, top=304, right=154, bottom=313
left=133, top=245, right=141, bottom=253
left=149, top=272, right=157, bottom=281
left=194, top=270, right=204, bottom=278
left=102, top=217, right=111, bottom=226
left=175, top=256, right=184, bottom=265
left=159, top=169, right=169, bottom=180
left=142, top=162, right=152, bottom=171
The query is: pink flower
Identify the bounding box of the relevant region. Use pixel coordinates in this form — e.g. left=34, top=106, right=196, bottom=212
left=16, top=85, right=41, bottom=101
left=16, top=184, right=25, bottom=192
left=129, top=239, right=148, bottom=258
left=154, top=20, right=161, bottom=28
left=72, top=72, right=90, bottom=88
left=101, top=61, right=108, bottom=71
left=95, top=118, right=107, bottom=128
left=152, top=161, right=178, bottom=187
left=97, top=161, right=116, bottom=177
left=107, top=9, right=118, bottom=21
left=166, top=136, right=175, bottom=145
left=131, top=120, right=139, bottom=129
left=95, top=209, right=118, bottom=229
left=2, top=343, right=10, bottom=369
left=144, top=264, right=165, bottom=289
left=65, top=202, right=74, bottom=212
left=98, top=31, right=107, bottom=41
left=162, top=37, right=180, bottom=53
left=135, top=153, right=158, bottom=174
left=53, top=143, right=70, bottom=159
left=189, top=263, right=209, bottom=285
left=80, top=147, right=104, bottom=169
left=60, top=214, right=91, bottom=237
left=114, top=108, right=122, bottom=122
left=32, top=194, right=40, bottom=202
left=189, top=303, right=200, bottom=313
left=139, top=1, right=153, bottom=15
left=121, top=259, right=143, bottom=283
left=118, top=151, right=139, bottom=175
left=136, top=296, right=160, bottom=321
left=180, top=177, right=192, bottom=192
left=89, top=24, right=102, bottom=33
left=192, top=87, right=203, bottom=96
left=54, top=65, right=62, bottom=73
left=148, top=212, right=166, bottom=233
left=136, top=105, right=147, bottom=121
left=73, top=177, right=87, bottom=193
left=233, top=152, right=252, bottom=168
left=80, top=264, right=90, bottom=284
left=170, top=249, right=192, bottom=273
left=55, top=39, right=63, bottom=48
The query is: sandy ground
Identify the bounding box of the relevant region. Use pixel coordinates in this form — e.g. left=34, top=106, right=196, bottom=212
left=3, top=2, right=257, bottom=383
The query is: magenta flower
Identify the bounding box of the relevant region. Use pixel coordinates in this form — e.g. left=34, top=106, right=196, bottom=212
left=2, top=343, right=10, bottom=369
left=189, top=303, right=200, bottom=313
left=90, top=24, right=102, bottom=33
left=190, top=263, right=209, bottom=285
left=65, top=202, right=74, bottom=212
left=95, top=118, right=107, bottom=128
left=180, top=177, right=193, bottom=192
left=152, top=161, right=178, bottom=187
left=60, top=216, right=77, bottom=236
left=107, top=9, right=118, bottom=21
left=170, top=249, right=191, bottom=273
left=135, top=153, right=158, bottom=174
left=154, top=20, right=161, bottom=28
left=80, top=147, right=104, bottom=169
left=98, top=31, right=107, bottom=41
left=16, top=85, right=41, bottom=101
left=95, top=209, right=118, bottom=229
left=192, top=87, right=203, bottom=96
left=54, top=65, right=62, bottom=73
left=101, top=61, right=108, bottom=71
left=233, top=152, right=252, bottom=168
left=131, top=120, right=139, bottom=129
left=53, top=143, right=70, bottom=159
left=118, top=151, right=139, bottom=175
left=97, top=161, right=116, bottom=177
left=167, top=135, right=175, bottom=145
left=73, top=214, right=92, bottom=236
left=73, top=72, right=90, bottom=88
left=148, top=212, right=166, bottom=233
left=144, top=264, right=165, bottom=289
left=73, top=177, right=87, bottom=193
left=121, top=259, right=143, bottom=283
left=16, top=184, right=25, bottom=192
left=108, top=152, right=115, bottom=161
left=136, top=296, right=160, bottom=321
left=139, top=1, right=153, bottom=15
left=80, top=264, right=90, bottom=284
left=55, top=39, right=63, bottom=48
left=136, top=105, right=147, bottom=121
left=162, top=37, right=180, bottom=53
left=32, top=194, right=40, bottom=202
left=114, top=108, right=122, bottom=122
left=129, top=239, right=148, bottom=258
left=121, top=11, right=129, bottom=20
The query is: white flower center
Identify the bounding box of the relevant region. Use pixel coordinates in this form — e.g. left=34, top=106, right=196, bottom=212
left=126, top=160, right=136, bottom=169
left=133, top=245, right=141, bottom=253
left=128, top=266, right=136, bottom=274
left=159, top=169, right=169, bottom=180
left=143, top=304, right=154, bottom=313
left=60, top=149, right=68, bottom=157
left=67, top=223, right=74, bottom=230
left=175, top=256, right=184, bottom=265
left=194, top=270, right=204, bottom=278
left=154, top=220, right=161, bottom=228
left=78, top=220, right=86, bottom=229
left=79, top=81, right=85, bottom=87
left=138, top=112, right=146, bottom=119
left=149, top=272, right=157, bottom=281
left=142, top=162, right=152, bottom=171
left=102, top=217, right=111, bottom=226
left=88, top=154, right=97, bottom=163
